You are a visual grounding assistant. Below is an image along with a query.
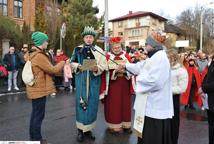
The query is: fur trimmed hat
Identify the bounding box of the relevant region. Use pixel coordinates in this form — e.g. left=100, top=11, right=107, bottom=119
left=145, top=29, right=167, bottom=49
left=145, top=36, right=163, bottom=49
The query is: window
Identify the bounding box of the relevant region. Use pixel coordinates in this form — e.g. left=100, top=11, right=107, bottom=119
left=118, top=21, right=123, bottom=27
left=0, top=0, right=7, bottom=16
left=118, top=32, right=123, bottom=36
left=152, top=19, right=157, bottom=26
left=128, top=19, right=136, bottom=28
left=135, top=18, right=140, bottom=26
left=14, top=0, right=22, bottom=18
left=128, top=29, right=142, bottom=37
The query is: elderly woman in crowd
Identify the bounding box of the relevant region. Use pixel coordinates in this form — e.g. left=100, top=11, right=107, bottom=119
left=167, top=48, right=188, bottom=144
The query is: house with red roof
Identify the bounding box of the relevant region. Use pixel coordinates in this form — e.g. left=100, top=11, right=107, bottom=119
left=109, top=11, right=167, bottom=48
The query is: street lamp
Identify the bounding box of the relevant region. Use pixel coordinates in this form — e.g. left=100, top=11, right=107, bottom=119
left=200, top=1, right=214, bottom=51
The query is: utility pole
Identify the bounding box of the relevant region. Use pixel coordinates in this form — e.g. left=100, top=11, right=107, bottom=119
left=60, top=23, right=66, bottom=50
left=104, top=0, right=109, bottom=51
left=200, top=7, right=203, bottom=51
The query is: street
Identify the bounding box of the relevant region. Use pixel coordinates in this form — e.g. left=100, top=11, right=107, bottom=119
left=0, top=91, right=209, bottom=144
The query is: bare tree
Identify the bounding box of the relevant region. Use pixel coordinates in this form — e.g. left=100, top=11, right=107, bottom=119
left=176, top=9, right=196, bottom=46
left=45, top=0, right=63, bottom=49
left=176, top=5, right=214, bottom=53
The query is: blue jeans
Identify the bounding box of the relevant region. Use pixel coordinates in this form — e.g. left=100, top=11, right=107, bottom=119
left=8, top=70, right=18, bottom=88
left=30, top=97, right=46, bottom=140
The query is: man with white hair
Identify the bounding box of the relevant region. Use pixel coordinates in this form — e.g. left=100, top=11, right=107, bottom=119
left=70, top=26, right=108, bottom=142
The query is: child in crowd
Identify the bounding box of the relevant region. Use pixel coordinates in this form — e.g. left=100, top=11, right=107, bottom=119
left=64, top=59, right=72, bottom=91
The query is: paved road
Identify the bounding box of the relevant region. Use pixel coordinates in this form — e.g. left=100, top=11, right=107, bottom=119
left=0, top=91, right=209, bottom=144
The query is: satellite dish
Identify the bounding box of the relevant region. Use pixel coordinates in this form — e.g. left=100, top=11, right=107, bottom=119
left=60, top=23, right=66, bottom=39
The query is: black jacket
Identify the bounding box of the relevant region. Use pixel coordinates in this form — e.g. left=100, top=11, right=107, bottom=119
left=202, top=60, right=214, bottom=111
left=3, top=53, right=21, bottom=71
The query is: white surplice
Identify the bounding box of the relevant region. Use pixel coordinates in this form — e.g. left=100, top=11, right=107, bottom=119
left=126, top=50, right=174, bottom=136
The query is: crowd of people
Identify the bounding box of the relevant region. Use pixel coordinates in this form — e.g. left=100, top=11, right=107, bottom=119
left=0, top=27, right=214, bottom=144
left=0, top=44, right=73, bottom=93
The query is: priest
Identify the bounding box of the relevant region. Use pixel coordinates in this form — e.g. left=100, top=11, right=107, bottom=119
left=117, top=30, right=174, bottom=144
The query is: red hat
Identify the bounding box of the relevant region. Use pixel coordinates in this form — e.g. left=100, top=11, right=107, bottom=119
left=110, top=37, right=122, bottom=43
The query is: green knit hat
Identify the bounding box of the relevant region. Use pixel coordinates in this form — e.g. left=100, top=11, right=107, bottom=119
left=81, top=26, right=96, bottom=37
left=31, top=32, right=48, bottom=46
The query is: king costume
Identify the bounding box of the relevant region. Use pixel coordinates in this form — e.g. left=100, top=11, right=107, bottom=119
left=70, top=26, right=108, bottom=142
left=100, top=37, right=134, bottom=133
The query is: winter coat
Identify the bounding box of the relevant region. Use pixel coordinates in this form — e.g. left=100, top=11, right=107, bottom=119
left=63, top=64, right=72, bottom=82
left=202, top=59, right=214, bottom=111
left=25, top=49, right=65, bottom=99
left=3, top=52, right=21, bottom=71
left=180, top=64, right=202, bottom=106
left=0, top=65, right=8, bottom=77
left=54, top=53, right=67, bottom=64
left=171, top=63, right=188, bottom=94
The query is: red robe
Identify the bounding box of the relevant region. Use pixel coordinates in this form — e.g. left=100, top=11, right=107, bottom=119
left=101, top=51, right=134, bottom=128
left=180, top=64, right=202, bottom=106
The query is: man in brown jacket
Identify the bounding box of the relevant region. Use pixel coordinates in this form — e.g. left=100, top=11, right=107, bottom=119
left=26, top=32, right=65, bottom=143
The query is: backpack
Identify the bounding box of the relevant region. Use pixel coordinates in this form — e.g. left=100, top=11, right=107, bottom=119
left=22, top=60, right=35, bottom=86
left=22, top=52, right=40, bottom=86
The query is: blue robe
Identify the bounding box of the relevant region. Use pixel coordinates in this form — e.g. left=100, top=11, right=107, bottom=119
left=71, top=45, right=102, bottom=132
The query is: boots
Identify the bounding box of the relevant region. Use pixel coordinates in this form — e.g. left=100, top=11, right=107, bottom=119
left=76, top=129, right=96, bottom=142
left=85, top=131, right=96, bottom=140
left=77, top=129, right=84, bottom=142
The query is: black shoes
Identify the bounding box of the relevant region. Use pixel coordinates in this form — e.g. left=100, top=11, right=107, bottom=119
left=77, top=129, right=84, bottom=142
left=77, top=129, right=96, bottom=142
left=85, top=131, right=96, bottom=140
left=123, top=128, right=132, bottom=134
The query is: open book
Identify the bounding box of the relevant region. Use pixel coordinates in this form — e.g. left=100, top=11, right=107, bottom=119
left=81, top=59, right=97, bottom=71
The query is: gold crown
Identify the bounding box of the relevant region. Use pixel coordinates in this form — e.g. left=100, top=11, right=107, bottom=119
left=151, top=29, right=168, bottom=43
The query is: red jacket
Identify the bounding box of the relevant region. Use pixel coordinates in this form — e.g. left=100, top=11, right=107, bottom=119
left=54, top=53, right=67, bottom=64
left=180, top=64, right=202, bottom=106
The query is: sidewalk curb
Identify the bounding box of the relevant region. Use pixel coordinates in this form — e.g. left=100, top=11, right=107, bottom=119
left=0, top=91, right=26, bottom=97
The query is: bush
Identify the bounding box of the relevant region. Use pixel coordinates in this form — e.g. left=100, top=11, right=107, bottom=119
left=0, top=15, right=23, bottom=47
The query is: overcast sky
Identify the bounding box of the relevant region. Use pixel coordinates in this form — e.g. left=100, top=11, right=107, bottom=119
left=93, top=0, right=214, bottom=21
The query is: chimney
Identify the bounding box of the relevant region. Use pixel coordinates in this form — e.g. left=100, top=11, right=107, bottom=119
left=129, top=11, right=132, bottom=15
